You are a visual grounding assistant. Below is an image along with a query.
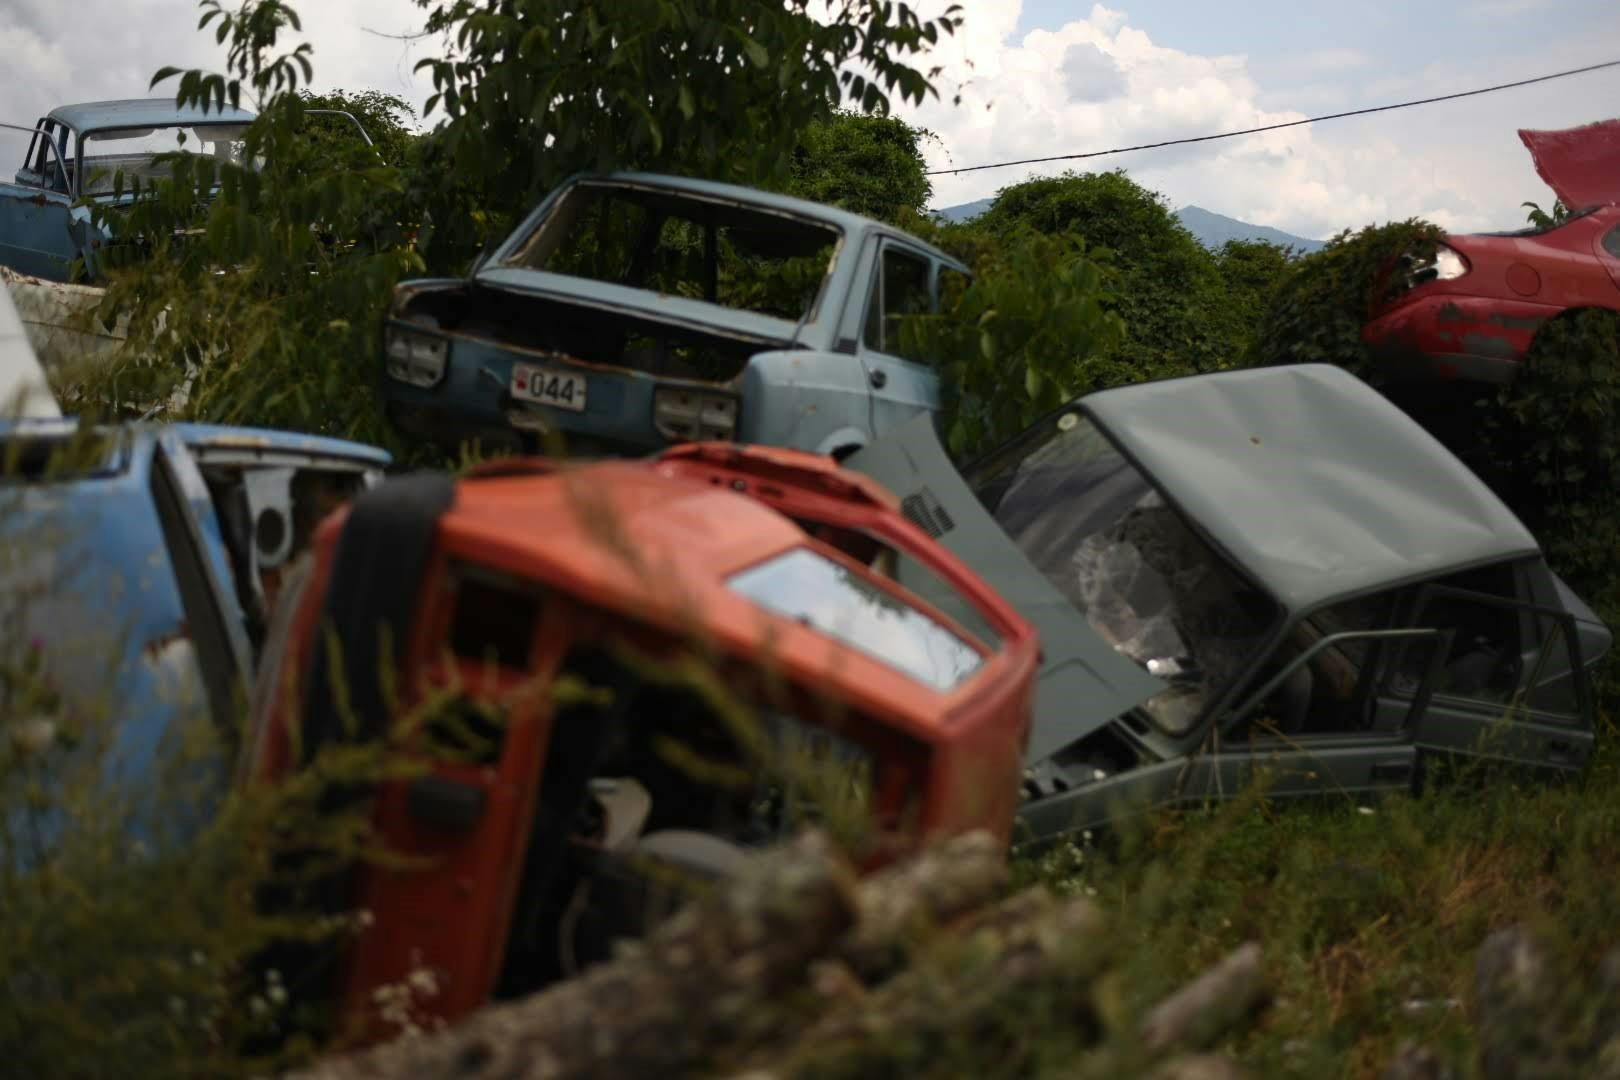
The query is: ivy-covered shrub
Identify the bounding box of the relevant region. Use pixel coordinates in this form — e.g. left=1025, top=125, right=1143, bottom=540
left=1247, top=218, right=1446, bottom=378
left=899, top=226, right=1125, bottom=458
left=974, top=170, right=1252, bottom=379
left=1491, top=309, right=1620, bottom=686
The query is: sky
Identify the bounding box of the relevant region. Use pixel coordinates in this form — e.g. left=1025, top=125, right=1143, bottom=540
left=5, top=0, right=1619, bottom=239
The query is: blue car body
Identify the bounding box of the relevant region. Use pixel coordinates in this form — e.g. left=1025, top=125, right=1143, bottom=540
left=0, top=419, right=388, bottom=791
left=0, top=98, right=257, bottom=281
left=382, top=172, right=969, bottom=458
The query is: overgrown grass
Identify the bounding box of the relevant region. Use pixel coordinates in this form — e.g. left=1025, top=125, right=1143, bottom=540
left=1008, top=728, right=1620, bottom=1077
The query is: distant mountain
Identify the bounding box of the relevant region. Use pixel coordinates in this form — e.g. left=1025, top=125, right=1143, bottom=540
left=931, top=198, right=1326, bottom=254
left=1174, top=206, right=1324, bottom=254
left=934, top=197, right=995, bottom=223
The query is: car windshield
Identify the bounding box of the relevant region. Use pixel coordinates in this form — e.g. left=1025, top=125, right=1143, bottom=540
left=968, top=412, right=1276, bottom=736
left=504, top=182, right=840, bottom=322
left=728, top=547, right=985, bottom=692
left=80, top=124, right=250, bottom=196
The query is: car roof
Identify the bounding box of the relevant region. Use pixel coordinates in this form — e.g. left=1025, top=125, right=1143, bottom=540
left=173, top=422, right=392, bottom=468
left=1082, top=363, right=1539, bottom=615
left=46, top=98, right=256, bottom=133
left=572, top=171, right=968, bottom=271
left=434, top=460, right=982, bottom=725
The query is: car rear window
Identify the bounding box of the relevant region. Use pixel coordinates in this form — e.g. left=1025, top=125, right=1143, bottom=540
left=728, top=547, right=984, bottom=692
left=505, top=182, right=840, bottom=322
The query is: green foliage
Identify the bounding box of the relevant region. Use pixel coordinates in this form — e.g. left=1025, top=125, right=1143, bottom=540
left=412, top=0, right=962, bottom=260
left=784, top=111, right=937, bottom=224
left=1210, top=237, right=1295, bottom=350
left=976, top=170, right=1243, bottom=378
left=1522, top=199, right=1570, bottom=229
left=296, top=89, right=418, bottom=169
left=899, top=225, right=1124, bottom=458
left=1014, top=739, right=1620, bottom=1078
left=65, top=1, right=422, bottom=446
left=1491, top=309, right=1620, bottom=686
left=1248, top=218, right=1446, bottom=379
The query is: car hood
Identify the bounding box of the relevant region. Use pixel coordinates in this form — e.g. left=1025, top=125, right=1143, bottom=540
left=1519, top=117, right=1620, bottom=210
left=845, top=414, right=1166, bottom=765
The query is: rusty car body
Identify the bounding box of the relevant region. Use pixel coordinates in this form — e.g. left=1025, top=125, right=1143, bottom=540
left=1362, top=117, right=1620, bottom=386
left=847, top=364, right=1611, bottom=842
left=381, top=172, right=970, bottom=458
left=0, top=98, right=258, bottom=283
left=0, top=415, right=389, bottom=811
left=240, top=441, right=1038, bottom=1043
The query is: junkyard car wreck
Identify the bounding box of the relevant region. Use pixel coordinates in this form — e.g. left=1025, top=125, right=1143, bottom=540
left=847, top=363, right=1612, bottom=843
left=0, top=97, right=258, bottom=283
left=381, top=172, right=969, bottom=458
left=241, top=441, right=1039, bottom=1042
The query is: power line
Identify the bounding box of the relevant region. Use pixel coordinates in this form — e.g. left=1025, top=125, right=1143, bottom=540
left=926, top=58, right=1620, bottom=177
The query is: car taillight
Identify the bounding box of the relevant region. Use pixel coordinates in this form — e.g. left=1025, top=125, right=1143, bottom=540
left=653, top=386, right=738, bottom=442
left=384, top=321, right=449, bottom=387
left=1399, top=244, right=1469, bottom=289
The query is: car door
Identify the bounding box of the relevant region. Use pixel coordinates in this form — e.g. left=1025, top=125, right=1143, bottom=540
left=1209, top=623, right=1456, bottom=805
left=856, top=240, right=946, bottom=439
left=0, top=122, right=78, bottom=280
left=1377, top=582, right=1596, bottom=775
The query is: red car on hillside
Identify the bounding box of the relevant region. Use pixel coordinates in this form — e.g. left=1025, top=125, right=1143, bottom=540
left=1363, top=117, right=1620, bottom=385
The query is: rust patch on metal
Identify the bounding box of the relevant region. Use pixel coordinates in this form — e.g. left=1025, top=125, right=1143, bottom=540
left=1488, top=312, right=1547, bottom=332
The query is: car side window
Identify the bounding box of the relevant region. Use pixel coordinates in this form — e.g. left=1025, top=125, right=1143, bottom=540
left=24, top=123, right=68, bottom=193
left=1604, top=224, right=1620, bottom=260
left=862, top=246, right=932, bottom=357
left=1388, top=563, right=1523, bottom=704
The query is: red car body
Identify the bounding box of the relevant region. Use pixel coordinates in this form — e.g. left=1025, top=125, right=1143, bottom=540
left=241, top=442, right=1038, bottom=1046
left=1363, top=117, right=1620, bottom=384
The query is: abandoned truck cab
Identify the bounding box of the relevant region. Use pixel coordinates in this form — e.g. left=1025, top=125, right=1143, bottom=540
left=0, top=98, right=257, bottom=282
left=242, top=445, right=1037, bottom=1041
left=381, top=172, right=969, bottom=459
left=848, top=364, right=1611, bottom=842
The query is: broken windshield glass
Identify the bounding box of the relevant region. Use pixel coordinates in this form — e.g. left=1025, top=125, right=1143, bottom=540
left=968, top=412, right=1277, bottom=736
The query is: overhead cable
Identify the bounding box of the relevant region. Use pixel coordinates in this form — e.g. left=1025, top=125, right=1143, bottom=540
left=926, top=58, right=1620, bottom=176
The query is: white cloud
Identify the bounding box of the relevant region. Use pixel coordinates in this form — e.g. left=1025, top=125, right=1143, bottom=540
left=6, top=0, right=1619, bottom=239
left=1, top=0, right=438, bottom=135
left=899, top=2, right=1620, bottom=237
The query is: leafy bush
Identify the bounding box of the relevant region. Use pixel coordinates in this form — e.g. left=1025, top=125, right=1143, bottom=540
left=413, top=0, right=963, bottom=261
left=899, top=226, right=1124, bottom=458
left=1247, top=218, right=1445, bottom=378
left=785, top=111, right=938, bottom=225
left=62, top=2, right=421, bottom=450
left=1491, top=309, right=1620, bottom=686
left=975, top=170, right=1248, bottom=379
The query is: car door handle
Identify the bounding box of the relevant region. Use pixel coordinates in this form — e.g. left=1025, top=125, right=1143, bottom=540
left=869, top=368, right=887, bottom=389
left=1371, top=760, right=1413, bottom=783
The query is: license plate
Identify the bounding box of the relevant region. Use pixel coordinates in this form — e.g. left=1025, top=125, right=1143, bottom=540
left=511, top=364, right=586, bottom=412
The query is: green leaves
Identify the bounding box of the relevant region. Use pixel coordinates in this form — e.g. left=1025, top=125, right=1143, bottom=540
left=898, top=225, right=1125, bottom=458
left=411, top=0, right=962, bottom=250
left=1247, top=218, right=1444, bottom=380
left=73, top=4, right=423, bottom=453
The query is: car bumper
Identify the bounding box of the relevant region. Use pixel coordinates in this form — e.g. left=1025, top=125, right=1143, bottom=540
left=1362, top=294, right=1562, bottom=385
left=381, top=329, right=738, bottom=456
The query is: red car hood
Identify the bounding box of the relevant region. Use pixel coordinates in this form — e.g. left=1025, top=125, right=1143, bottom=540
left=1519, top=118, right=1620, bottom=210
